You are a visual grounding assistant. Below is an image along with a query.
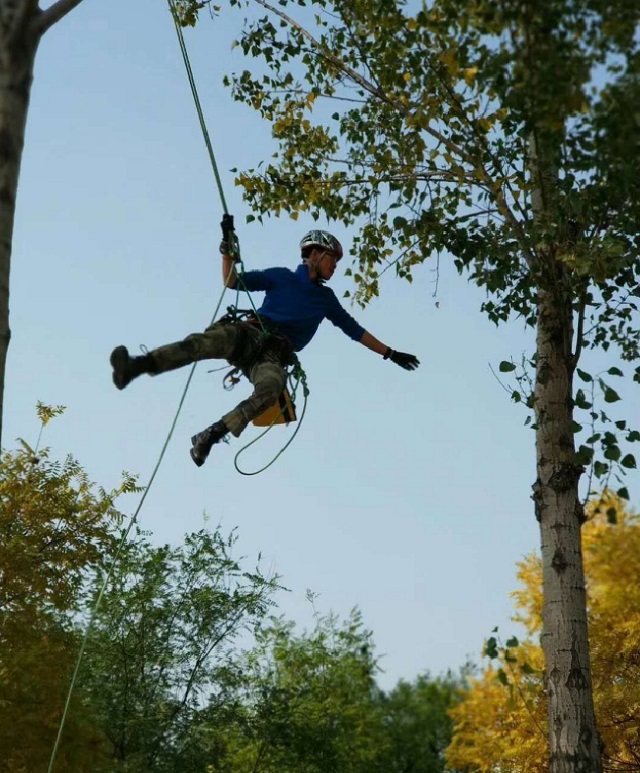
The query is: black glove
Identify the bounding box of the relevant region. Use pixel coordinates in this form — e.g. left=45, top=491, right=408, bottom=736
left=220, top=214, right=237, bottom=257
left=384, top=348, right=420, bottom=371
left=221, top=213, right=235, bottom=240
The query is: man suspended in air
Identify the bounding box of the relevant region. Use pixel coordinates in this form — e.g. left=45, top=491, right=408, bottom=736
left=110, top=216, right=419, bottom=467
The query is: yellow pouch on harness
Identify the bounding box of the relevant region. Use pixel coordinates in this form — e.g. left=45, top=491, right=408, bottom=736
left=252, top=388, right=297, bottom=426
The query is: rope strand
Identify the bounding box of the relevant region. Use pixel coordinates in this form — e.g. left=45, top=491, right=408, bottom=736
left=48, top=6, right=230, bottom=769
left=234, top=366, right=310, bottom=476
left=168, top=0, right=229, bottom=213
left=48, top=6, right=309, bottom=767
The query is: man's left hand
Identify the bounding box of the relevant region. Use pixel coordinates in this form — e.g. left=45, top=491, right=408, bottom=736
left=386, top=349, right=420, bottom=371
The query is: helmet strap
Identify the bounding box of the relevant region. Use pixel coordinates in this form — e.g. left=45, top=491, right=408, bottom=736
left=303, top=251, right=324, bottom=283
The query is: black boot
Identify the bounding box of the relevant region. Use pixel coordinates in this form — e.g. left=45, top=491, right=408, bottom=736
left=190, top=420, right=229, bottom=467
left=110, top=346, right=155, bottom=390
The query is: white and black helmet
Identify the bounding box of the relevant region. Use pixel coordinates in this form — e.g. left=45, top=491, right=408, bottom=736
left=299, top=230, right=343, bottom=260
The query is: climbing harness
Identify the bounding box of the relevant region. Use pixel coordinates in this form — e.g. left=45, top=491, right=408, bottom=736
left=46, top=4, right=309, bottom=771
left=214, top=304, right=307, bottom=443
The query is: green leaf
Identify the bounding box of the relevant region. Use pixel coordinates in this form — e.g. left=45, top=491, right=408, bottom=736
left=604, top=444, right=621, bottom=462
left=606, top=507, right=618, bottom=524
left=496, top=669, right=509, bottom=686
left=484, top=637, right=498, bottom=659
left=617, top=486, right=630, bottom=500
left=576, top=445, right=594, bottom=465
left=499, top=361, right=516, bottom=372
left=505, top=636, right=519, bottom=648
left=574, top=389, right=592, bottom=409
left=603, top=387, right=621, bottom=403
left=594, top=460, right=609, bottom=477
left=621, top=454, right=637, bottom=469
left=607, top=367, right=623, bottom=376
left=576, top=368, right=593, bottom=382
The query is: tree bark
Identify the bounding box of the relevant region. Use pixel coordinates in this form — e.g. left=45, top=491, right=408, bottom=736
left=534, top=280, right=603, bottom=773
left=0, top=4, right=40, bottom=447
left=523, top=1, right=603, bottom=763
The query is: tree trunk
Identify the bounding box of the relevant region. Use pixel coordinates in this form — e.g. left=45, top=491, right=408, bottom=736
left=0, top=10, right=38, bottom=447
left=533, top=283, right=603, bottom=773
left=524, top=0, right=603, bottom=757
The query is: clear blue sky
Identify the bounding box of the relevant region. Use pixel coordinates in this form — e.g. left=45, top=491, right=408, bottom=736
left=7, top=0, right=636, bottom=688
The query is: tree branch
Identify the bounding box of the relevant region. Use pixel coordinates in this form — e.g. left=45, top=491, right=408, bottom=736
left=252, top=0, right=536, bottom=266
left=33, top=0, right=85, bottom=36
left=570, top=290, right=588, bottom=370
left=431, top=63, right=532, bottom=244
left=253, top=0, right=473, bottom=163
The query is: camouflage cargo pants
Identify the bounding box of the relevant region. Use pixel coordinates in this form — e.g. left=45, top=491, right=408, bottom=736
left=149, top=321, right=288, bottom=437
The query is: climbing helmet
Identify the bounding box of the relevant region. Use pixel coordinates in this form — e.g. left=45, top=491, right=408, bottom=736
left=299, top=230, right=343, bottom=260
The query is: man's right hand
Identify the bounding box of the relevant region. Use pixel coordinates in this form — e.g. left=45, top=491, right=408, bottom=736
left=221, top=213, right=235, bottom=239
left=220, top=214, right=237, bottom=257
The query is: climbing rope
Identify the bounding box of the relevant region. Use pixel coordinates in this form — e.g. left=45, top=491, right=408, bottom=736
left=167, top=0, right=271, bottom=331
left=168, top=0, right=228, bottom=213
left=47, top=282, right=230, bottom=773
left=167, top=1, right=313, bottom=465
left=48, top=6, right=308, bottom=770
left=48, top=7, right=226, bottom=771
left=167, top=0, right=310, bottom=469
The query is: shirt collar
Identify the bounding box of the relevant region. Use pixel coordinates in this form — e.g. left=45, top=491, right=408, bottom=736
left=295, top=263, right=316, bottom=283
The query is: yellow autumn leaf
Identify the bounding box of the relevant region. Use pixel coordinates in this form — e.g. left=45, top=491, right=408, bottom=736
left=463, top=66, right=478, bottom=86
left=439, top=49, right=459, bottom=75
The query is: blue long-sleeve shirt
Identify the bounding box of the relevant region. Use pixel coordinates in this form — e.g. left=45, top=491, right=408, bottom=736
left=239, top=264, right=365, bottom=352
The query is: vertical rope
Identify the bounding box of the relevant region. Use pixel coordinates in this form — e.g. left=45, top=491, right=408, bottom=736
left=47, top=6, right=309, bottom=765
left=167, top=0, right=229, bottom=214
